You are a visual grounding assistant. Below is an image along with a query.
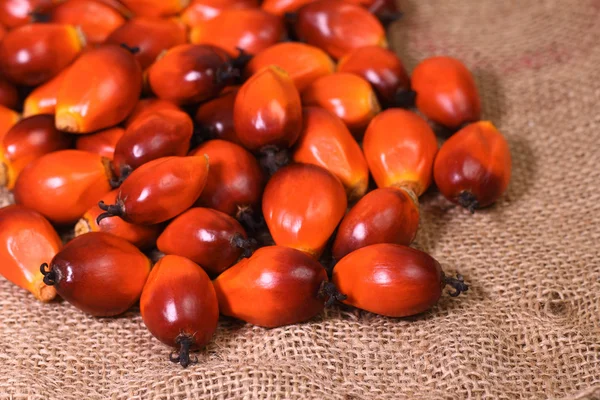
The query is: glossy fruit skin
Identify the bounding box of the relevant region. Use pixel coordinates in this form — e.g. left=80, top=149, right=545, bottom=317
left=147, top=44, right=230, bottom=105
left=0, top=115, right=73, bottom=189
left=189, top=9, right=284, bottom=56
left=295, top=0, right=386, bottom=60
left=234, top=66, right=302, bottom=152
left=261, top=0, right=315, bottom=15
left=76, top=189, right=161, bottom=249
left=213, top=246, right=328, bottom=327
left=182, top=0, right=258, bottom=26
left=263, top=163, right=347, bottom=258
left=0, top=205, right=62, bottom=302
left=347, top=0, right=398, bottom=14
left=75, top=127, right=125, bottom=159
left=194, top=88, right=241, bottom=144
left=363, top=109, right=438, bottom=196
left=0, top=0, right=51, bottom=28
left=302, top=72, right=380, bottom=139
left=119, top=0, right=190, bottom=17
left=0, top=23, right=84, bottom=86
left=23, top=67, right=69, bottom=117
left=157, top=207, right=247, bottom=276
left=412, top=56, right=481, bottom=128
left=332, top=187, right=419, bottom=260
left=333, top=243, right=444, bottom=317
left=337, top=46, right=409, bottom=106
left=105, top=17, right=187, bottom=70
left=56, top=45, right=142, bottom=134
left=191, top=140, right=264, bottom=217
left=125, top=98, right=181, bottom=127
left=112, top=109, right=193, bottom=177
left=0, top=105, right=20, bottom=142
left=44, top=232, right=151, bottom=316
left=140, top=255, right=218, bottom=350
left=245, top=42, right=334, bottom=92
left=433, top=121, right=511, bottom=210
left=292, top=107, right=368, bottom=201
left=0, top=76, right=19, bottom=110
left=13, top=150, right=112, bottom=225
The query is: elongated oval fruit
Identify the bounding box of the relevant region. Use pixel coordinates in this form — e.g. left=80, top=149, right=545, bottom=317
left=75, top=190, right=161, bottom=249
left=434, top=121, right=511, bottom=212
left=292, top=107, right=368, bottom=201
left=194, top=87, right=241, bottom=145
left=125, top=98, right=181, bottom=127
left=23, top=67, right=69, bottom=117
left=55, top=44, right=142, bottom=134
left=332, top=187, right=419, bottom=260
left=182, top=0, right=258, bottom=26
left=333, top=244, right=468, bottom=317
left=261, top=0, right=315, bottom=15
left=14, top=150, right=113, bottom=225
left=245, top=42, right=334, bottom=92
left=140, top=255, right=218, bottom=367
left=41, top=232, right=151, bottom=316
left=411, top=56, right=481, bottom=129
left=112, top=109, right=193, bottom=177
left=75, top=127, right=125, bottom=159
left=0, top=76, right=18, bottom=110
left=302, top=72, right=380, bottom=139
left=263, top=163, right=347, bottom=258
left=0, top=23, right=84, bottom=86
left=97, top=155, right=209, bottom=225
left=0, top=114, right=73, bottom=189
left=191, top=140, right=264, bottom=217
left=363, top=109, right=438, bottom=196
left=0, top=105, right=20, bottom=141
left=105, top=17, right=187, bottom=70
left=0, top=205, right=62, bottom=302
left=119, top=0, right=190, bottom=17
left=213, top=246, right=331, bottom=328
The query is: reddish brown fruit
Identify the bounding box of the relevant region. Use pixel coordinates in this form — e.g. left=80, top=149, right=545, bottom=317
left=125, top=98, right=181, bottom=127
left=182, top=0, right=259, bottom=26
left=0, top=76, right=18, bottom=110
left=140, top=255, right=219, bottom=367
left=0, top=105, right=20, bottom=141
left=23, top=67, right=69, bottom=117
left=194, top=88, right=241, bottom=144
left=75, top=127, right=125, bottom=160
left=119, top=0, right=190, bottom=17
left=261, top=0, right=315, bottom=15
left=0, top=205, right=62, bottom=302
left=0, top=0, right=58, bottom=29
left=40, top=232, right=151, bottom=316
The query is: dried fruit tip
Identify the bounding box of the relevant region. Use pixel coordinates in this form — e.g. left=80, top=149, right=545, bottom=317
left=457, top=192, right=479, bottom=214
left=120, top=43, right=140, bottom=55
left=169, top=334, right=198, bottom=368
left=96, top=200, right=124, bottom=224
left=109, top=165, right=133, bottom=189
left=40, top=263, right=57, bottom=286
left=443, top=273, right=469, bottom=297
left=319, top=281, right=347, bottom=307
left=230, top=233, right=258, bottom=258
left=259, top=146, right=290, bottom=176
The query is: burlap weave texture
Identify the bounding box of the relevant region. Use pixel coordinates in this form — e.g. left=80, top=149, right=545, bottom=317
left=1, top=0, right=599, bottom=399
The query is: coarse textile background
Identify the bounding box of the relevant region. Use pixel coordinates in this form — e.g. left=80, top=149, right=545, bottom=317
left=1, top=0, right=599, bottom=399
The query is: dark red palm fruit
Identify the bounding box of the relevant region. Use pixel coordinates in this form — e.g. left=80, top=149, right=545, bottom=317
left=0, top=23, right=85, bottom=86
left=261, top=0, right=315, bottom=15
left=189, top=9, right=285, bottom=57
left=97, top=155, right=209, bottom=225
left=262, top=163, right=347, bottom=258
left=40, top=232, right=151, bottom=316
left=119, top=0, right=190, bottom=17
left=0, top=205, right=62, bottom=302
left=337, top=46, right=410, bottom=106
left=13, top=150, right=113, bottom=225
left=332, top=187, right=419, bottom=261
left=333, top=244, right=468, bottom=317
left=433, top=121, right=511, bottom=212
left=0, top=114, right=73, bottom=189
left=190, top=140, right=264, bottom=218
left=22, top=67, right=69, bottom=117
left=0, top=105, right=20, bottom=142
left=0, top=0, right=57, bottom=28
left=124, top=98, right=181, bottom=127
left=140, top=255, right=219, bottom=368
left=75, top=127, right=125, bottom=160
left=112, top=109, right=193, bottom=178
left=105, top=17, right=188, bottom=70
left=0, top=24, right=5, bottom=41
left=0, top=76, right=19, bottom=110
left=213, top=246, right=338, bottom=328
left=157, top=207, right=254, bottom=277
left=294, top=0, right=386, bottom=60
left=193, top=87, right=241, bottom=144
left=411, top=56, right=481, bottom=129
left=182, top=0, right=259, bottom=26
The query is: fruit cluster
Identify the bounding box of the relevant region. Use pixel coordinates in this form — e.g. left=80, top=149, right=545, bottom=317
left=0, top=0, right=511, bottom=367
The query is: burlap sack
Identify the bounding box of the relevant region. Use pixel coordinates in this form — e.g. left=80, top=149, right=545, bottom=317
left=1, top=0, right=599, bottom=398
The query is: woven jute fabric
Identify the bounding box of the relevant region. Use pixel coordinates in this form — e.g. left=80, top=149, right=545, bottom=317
left=1, top=1, right=599, bottom=399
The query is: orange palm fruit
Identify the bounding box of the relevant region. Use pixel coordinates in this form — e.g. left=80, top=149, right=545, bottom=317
left=55, top=44, right=142, bottom=133
left=0, top=0, right=58, bottom=28
left=119, top=0, right=190, bottom=17
left=193, top=87, right=242, bottom=144
left=302, top=72, right=380, bottom=139
left=189, top=9, right=284, bottom=56
left=13, top=150, right=113, bottom=225
left=0, top=76, right=19, bottom=110
left=75, top=189, right=161, bottom=249
left=294, top=0, right=386, bottom=60
left=0, top=23, right=85, bottom=86
left=125, top=98, right=181, bottom=127
left=1, top=115, right=73, bottom=189
left=245, top=42, right=334, bottom=92
left=105, top=17, right=187, bottom=70
left=75, top=127, right=125, bottom=159
left=0, top=205, right=62, bottom=302
left=0, top=104, right=20, bottom=141
left=363, top=109, right=438, bottom=196
left=22, top=67, right=69, bottom=117
left=261, top=0, right=315, bottom=15
left=292, top=107, right=368, bottom=201
left=262, top=163, right=347, bottom=258
left=182, top=0, right=258, bottom=26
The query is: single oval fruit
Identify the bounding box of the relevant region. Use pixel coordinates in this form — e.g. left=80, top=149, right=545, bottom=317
left=125, top=98, right=181, bottom=127
left=263, top=163, right=347, bottom=258
left=140, top=255, right=219, bottom=367
left=0, top=76, right=19, bottom=110
left=194, top=87, right=241, bottom=145
left=433, top=121, right=511, bottom=212
left=75, top=127, right=125, bottom=160
left=119, top=0, right=190, bottom=17
left=22, top=67, right=69, bottom=117
left=0, top=205, right=62, bottom=302
left=363, top=109, right=438, bottom=196
left=182, top=0, right=258, bottom=26
left=55, top=44, right=142, bottom=134
left=41, top=232, right=151, bottom=316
